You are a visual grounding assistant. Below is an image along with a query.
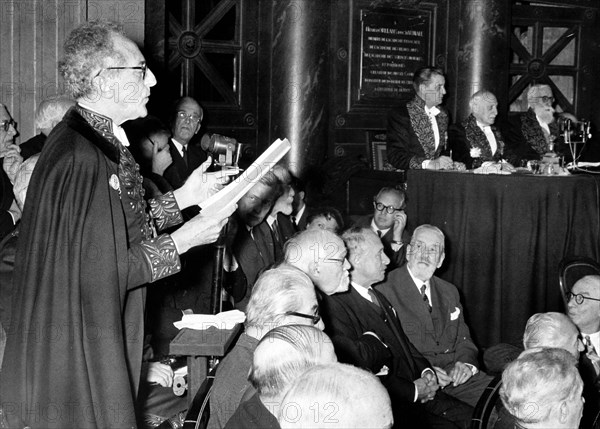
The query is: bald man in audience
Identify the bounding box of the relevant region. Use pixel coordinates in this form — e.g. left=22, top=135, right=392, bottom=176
left=225, top=325, right=337, bottom=429
left=500, top=348, right=584, bottom=429
left=209, top=265, right=324, bottom=429
left=450, top=90, right=516, bottom=169
left=283, top=228, right=351, bottom=296
left=353, top=187, right=410, bottom=270
left=322, top=227, right=473, bottom=428
left=377, top=224, right=491, bottom=408
left=278, top=363, right=393, bottom=429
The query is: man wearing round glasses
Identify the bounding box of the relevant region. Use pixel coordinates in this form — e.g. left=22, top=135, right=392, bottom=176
left=353, top=187, right=410, bottom=271
left=568, top=275, right=600, bottom=356
left=163, top=96, right=207, bottom=191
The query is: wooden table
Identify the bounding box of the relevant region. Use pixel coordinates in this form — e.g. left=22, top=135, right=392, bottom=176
left=169, top=324, right=242, bottom=407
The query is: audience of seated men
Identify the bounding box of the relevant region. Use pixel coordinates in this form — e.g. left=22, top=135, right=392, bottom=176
left=283, top=228, right=350, bottom=296
left=505, top=84, right=567, bottom=165
left=305, top=206, right=344, bottom=233
left=321, top=227, right=472, bottom=428
left=450, top=90, right=517, bottom=169
left=352, top=187, right=410, bottom=270
left=500, top=348, right=584, bottom=429
left=209, top=264, right=323, bottom=429
left=226, top=170, right=280, bottom=310
left=377, top=224, right=492, bottom=407
left=225, top=325, right=337, bottom=429
left=386, top=66, right=454, bottom=170
left=0, top=104, right=20, bottom=241
left=278, top=363, right=394, bottom=429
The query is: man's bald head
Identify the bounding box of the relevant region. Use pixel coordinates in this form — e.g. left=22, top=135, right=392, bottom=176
left=469, top=90, right=498, bottom=126
left=523, top=312, right=582, bottom=358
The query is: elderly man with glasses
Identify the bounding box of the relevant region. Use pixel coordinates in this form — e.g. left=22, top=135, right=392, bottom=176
left=0, top=104, right=20, bottom=240
left=352, top=186, right=410, bottom=271
left=0, top=21, right=234, bottom=429
left=163, top=96, right=207, bottom=194
left=505, top=84, right=569, bottom=165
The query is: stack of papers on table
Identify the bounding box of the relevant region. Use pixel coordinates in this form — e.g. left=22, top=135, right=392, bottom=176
left=173, top=310, right=246, bottom=330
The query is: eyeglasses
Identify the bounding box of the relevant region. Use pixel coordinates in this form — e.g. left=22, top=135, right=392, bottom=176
left=176, top=111, right=202, bottom=125
left=0, top=119, right=16, bottom=132
left=373, top=201, right=402, bottom=214
left=566, top=292, right=600, bottom=305
left=285, top=310, right=321, bottom=325
left=534, top=96, right=555, bottom=105
left=97, top=63, right=148, bottom=80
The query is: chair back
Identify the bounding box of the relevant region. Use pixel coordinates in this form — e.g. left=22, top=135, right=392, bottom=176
left=471, top=375, right=503, bottom=429
left=180, top=366, right=217, bottom=429
left=558, top=256, right=600, bottom=308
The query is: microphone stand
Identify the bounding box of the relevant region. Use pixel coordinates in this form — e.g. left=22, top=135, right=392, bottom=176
left=210, top=224, right=227, bottom=315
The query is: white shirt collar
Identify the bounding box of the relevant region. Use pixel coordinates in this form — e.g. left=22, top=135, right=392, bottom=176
left=535, top=114, right=551, bottom=134
left=581, top=330, right=600, bottom=353
left=407, top=265, right=432, bottom=302
left=294, top=204, right=306, bottom=223
left=425, top=105, right=440, bottom=116
left=476, top=120, right=491, bottom=130
left=370, top=218, right=390, bottom=236
left=171, top=138, right=187, bottom=157
left=351, top=281, right=373, bottom=303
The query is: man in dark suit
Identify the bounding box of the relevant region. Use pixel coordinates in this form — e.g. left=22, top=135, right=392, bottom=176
left=449, top=90, right=517, bottom=169
left=0, top=104, right=19, bottom=241
left=353, top=186, right=410, bottom=270
left=163, top=96, right=207, bottom=192
left=321, top=227, right=472, bottom=428
left=290, top=175, right=307, bottom=230
left=377, top=224, right=491, bottom=408
left=387, top=67, right=455, bottom=171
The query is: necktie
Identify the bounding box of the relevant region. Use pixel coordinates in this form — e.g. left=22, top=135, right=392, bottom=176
left=482, top=126, right=498, bottom=155
left=368, top=289, right=381, bottom=308
left=182, top=146, right=188, bottom=166
left=272, top=219, right=281, bottom=244
left=291, top=216, right=297, bottom=226
left=377, top=230, right=382, bottom=238
left=420, top=284, right=432, bottom=313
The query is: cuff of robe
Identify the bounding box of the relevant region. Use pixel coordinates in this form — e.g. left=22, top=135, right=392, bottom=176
left=148, top=191, right=184, bottom=232
left=139, top=234, right=181, bottom=282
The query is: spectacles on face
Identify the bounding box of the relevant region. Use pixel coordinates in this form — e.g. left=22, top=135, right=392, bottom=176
left=176, top=111, right=202, bottom=125
left=374, top=201, right=402, bottom=214
left=566, top=292, right=600, bottom=306
left=325, top=257, right=346, bottom=265
left=285, top=310, right=321, bottom=325
left=0, top=119, right=16, bottom=132
left=534, top=96, right=555, bottom=105
left=97, top=63, right=148, bottom=80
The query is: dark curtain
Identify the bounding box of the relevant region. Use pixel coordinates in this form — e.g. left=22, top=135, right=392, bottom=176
left=406, top=170, right=600, bottom=348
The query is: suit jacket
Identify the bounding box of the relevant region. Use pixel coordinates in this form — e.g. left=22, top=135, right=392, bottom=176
left=449, top=114, right=517, bottom=169
left=321, top=286, right=431, bottom=402
left=293, top=206, right=308, bottom=231
left=352, top=215, right=410, bottom=270
left=229, top=218, right=276, bottom=310
left=0, top=167, right=15, bottom=241
left=377, top=265, right=479, bottom=371
left=162, top=139, right=207, bottom=190
left=504, top=108, right=565, bottom=165
left=387, top=96, right=449, bottom=170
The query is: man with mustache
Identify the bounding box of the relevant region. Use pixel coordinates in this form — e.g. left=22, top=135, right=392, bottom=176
left=377, top=224, right=491, bottom=408
left=505, top=84, right=567, bottom=165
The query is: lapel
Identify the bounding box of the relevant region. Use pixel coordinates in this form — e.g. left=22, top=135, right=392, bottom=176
left=253, top=222, right=275, bottom=264
left=370, top=287, right=417, bottom=375
left=401, top=267, right=435, bottom=333
left=429, top=277, right=448, bottom=339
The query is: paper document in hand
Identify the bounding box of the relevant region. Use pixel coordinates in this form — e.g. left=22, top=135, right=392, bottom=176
left=199, top=138, right=291, bottom=216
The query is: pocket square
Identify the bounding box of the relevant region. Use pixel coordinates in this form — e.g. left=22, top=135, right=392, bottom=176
left=450, top=307, right=460, bottom=320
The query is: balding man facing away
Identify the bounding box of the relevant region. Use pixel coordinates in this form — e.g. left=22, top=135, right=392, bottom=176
left=225, top=325, right=337, bottom=429
left=278, top=363, right=394, bottom=429
left=500, top=348, right=584, bottom=429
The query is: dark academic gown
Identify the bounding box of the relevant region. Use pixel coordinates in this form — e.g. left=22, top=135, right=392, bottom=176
left=0, top=106, right=183, bottom=428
